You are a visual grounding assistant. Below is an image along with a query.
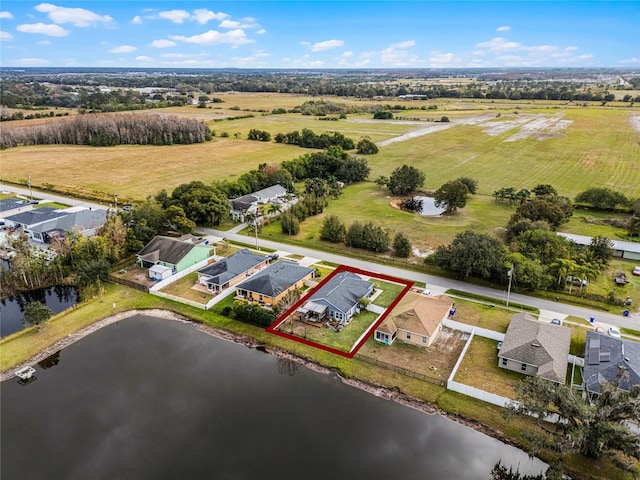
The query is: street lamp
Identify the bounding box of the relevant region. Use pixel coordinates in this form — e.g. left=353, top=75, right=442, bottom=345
left=506, top=266, right=513, bottom=307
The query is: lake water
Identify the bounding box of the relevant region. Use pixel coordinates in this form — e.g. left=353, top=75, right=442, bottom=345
left=415, top=196, right=447, bottom=216
left=0, top=315, right=546, bottom=479
left=0, top=285, right=79, bottom=337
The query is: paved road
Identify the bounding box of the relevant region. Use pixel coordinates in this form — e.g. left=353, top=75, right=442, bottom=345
left=1, top=184, right=111, bottom=211
left=4, top=183, right=638, bottom=331
left=201, top=227, right=640, bottom=332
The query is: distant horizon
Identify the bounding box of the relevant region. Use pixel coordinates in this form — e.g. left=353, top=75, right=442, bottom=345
left=0, top=1, right=638, bottom=69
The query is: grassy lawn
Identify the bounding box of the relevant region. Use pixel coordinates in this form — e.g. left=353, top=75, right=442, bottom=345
left=35, top=201, right=68, bottom=209
left=449, top=299, right=516, bottom=333
left=279, top=310, right=379, bottom=353
left=369, top=279, right=407, bottom=308
left=454, top=336, right=521, bottom=398
left=159, top=272, right=214, bottom=304
left=210, top=294, right=237, bottom=314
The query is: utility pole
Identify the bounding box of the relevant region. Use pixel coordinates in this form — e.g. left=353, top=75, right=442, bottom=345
left=506, top=266, right=513, bottom=307
left=27, top=174, right=33, bottom=201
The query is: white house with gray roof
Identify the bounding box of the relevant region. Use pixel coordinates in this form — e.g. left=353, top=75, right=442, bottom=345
left=583, top=332, right=640, bottom=400
left=298, top=271, right=374, bottom=325
left=229, top=184, right=287, bottom=222
left=498, top=313, right=571, bottom=383
left=197, top=249, right=269, bottom=293
left=557, top=232, right=640, bottom=261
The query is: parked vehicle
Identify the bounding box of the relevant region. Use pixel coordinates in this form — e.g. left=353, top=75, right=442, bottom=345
left=614, top=271, right=629, bottom=285
left=551, top=318, right=562, bottom=326
left=594, top=326, right=605, bottom=334
left=633, top=266, right=640, bottom=276
left=565, top=276, right=587, bottom=287
left=608, top=326, right=621, bottom=338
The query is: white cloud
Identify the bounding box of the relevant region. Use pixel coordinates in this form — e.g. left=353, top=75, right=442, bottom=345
left=158, top=9, right=191, bottom=24
left=35, top=3, right=112, bottom=27
left=380, top=40, right=421, bottom=67
left=256, top=29, right=266, bottom=35
left=150, top=39, right=176, bottom=48
left=162, top=53, right=188, bottom=58
left=17, top=23, right=69, bottom=37
left=192, top=9, right=228, bottom=24
left=12, top=57, right=50, bottom=66
left=109, top=45, right=137, bottom=53
left=497, top=26, right=511, bottom=32
left=429, top=51, right=461, bottom=67
left=38, top=40, right=51, bottom=45
left=219, top=18, right=259, bottom=29
left=0, top=11, right=13, bottom=19
left=132, top=16, right=142, bottom=25
left=342, top=51, right=353, bottom=58
left=620, top=57, right=640, bottom=64
left=135, top=55, right=154, bottom=62
left=170, top=29, right=253, bottom=47
left=310, top=39, right=344, bottom=52
left=577, top=54, right=593, bottom=59
left=475, top=37, right=521, bottom=51
left=1, top=30, right=13, bottom=41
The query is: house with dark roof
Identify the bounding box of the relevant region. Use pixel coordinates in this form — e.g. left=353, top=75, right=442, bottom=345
left=498, top=313, right=571, bottom=383
left=3, top=206, right=107, bottom=243
left=137, top=235, right=212, bottom=274
left=583, top=332, right=640, bottom=400
left=297, top=271, right=374, bottom=325
left=235, top=261, right=314, bottom=307
left=229, top=184, right=287, bottom=221
left=197, top=249, right=269, bottom=293
left=375, top=293, right=453, bottom=347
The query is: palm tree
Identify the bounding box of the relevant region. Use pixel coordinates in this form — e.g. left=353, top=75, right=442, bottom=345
left=267, top=204, right=282, bottom=216
left=244, top=212, right=259, bottom=249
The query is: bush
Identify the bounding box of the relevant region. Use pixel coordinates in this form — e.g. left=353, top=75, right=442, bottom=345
left=393, top=233, right=412, bottom=257
left=440, top=116, right=450, bottom=122
left=281, top=211, right=300, bottom=235
left=233, top=301, right=276, bottom=327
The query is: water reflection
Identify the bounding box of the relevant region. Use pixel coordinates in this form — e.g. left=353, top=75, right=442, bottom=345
left=38, top=350, right=61, bottom=370
left=415, top=196, right=447, bottom=216
left=1, top=315, right=546, bottom=479
left=277, top=357, right=300, bottom=376
left=0, top=285, right=78, bottom=337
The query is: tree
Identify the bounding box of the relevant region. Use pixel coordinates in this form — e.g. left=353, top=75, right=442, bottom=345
left=356, top=136, right=378, bottom=155
left=431, top=231, right=506, bottom=280
left=456, top=177, right=478, bottom=194
left=374, top=176, right=389, bottom=188
left=434, top=180, right=469, bottom=213
left=514, top=197, right=572, bottom=229
left=393, top=232, right=412, bottom=257
left=280, top=211, right=299, bottom=235
left=164, top=205, right=196, bottom=234
left=575, top=187, right=629, bottom=210
left=169, top=181, right=229, bottom=226
left=320, top=215, right=346, bottom=243
left=23, top=301, right=53, bottom=331
left=336, top=156, right=370, bottom=183
left=440, top=115, right=450, bottom=122
left=373, top=110, right=393, bottom=119
left=587, top=235, right=614, bottom=265
left=388, top=165, right=425, bottom=195
left=507, top=374, right=640, bottom=463
left=532, top=184, right=557, bottom=197
left=400, top=197, right=423, bottom=212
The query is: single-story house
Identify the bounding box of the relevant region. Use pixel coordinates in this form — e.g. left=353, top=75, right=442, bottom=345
left=557, top=232, right=640, bottom=261
left=3, top=206, right=107, bottom=243
left=197, top=248, right=269, bottom=293
left=498, top=313, right=571, bottom=383
left=297, top=271, right=374, bottom=325
left=374, top=293, right=454, bottom=347
left=235, top=261, right=314, bottom=307
left=137, top=235, right=212, bottom=274
left=583, top=332, right=640, bottom=400
left=230, top=184, right=287, bottom=221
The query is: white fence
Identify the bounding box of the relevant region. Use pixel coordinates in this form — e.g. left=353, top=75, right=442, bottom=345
left=149, top=256, right=220, bottom=292
left=152, top=291, right=206, bottom=310
left=443, top=319, right=505, bottom=341
left=447, top=380, right=517, bottom=408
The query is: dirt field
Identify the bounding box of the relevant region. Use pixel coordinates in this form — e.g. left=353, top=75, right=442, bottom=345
left=358, top=327, right=468, bottom=382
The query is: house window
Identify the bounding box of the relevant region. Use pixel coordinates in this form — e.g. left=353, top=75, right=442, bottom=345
left=406, top=332, right=411, bottom=340
left=422, top=336, right=427, bottom=344
left=501, top=358, right=507, bottom=366
left=259, top=294, right=263, bottom=302
left=375, top=332, right=381, bottom=340
left=521, top=363, right=527, bottom=371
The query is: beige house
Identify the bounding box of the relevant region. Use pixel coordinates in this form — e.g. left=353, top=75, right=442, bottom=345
left=374, top=293, right=454, bottom=347
left=498, top=313, right=571, bottom=383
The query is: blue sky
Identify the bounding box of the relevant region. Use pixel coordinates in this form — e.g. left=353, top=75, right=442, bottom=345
left=0, top=1, right=638, bottom=68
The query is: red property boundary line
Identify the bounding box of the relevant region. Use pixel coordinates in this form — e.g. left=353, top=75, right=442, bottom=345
left=266, top=265, right=414, bottom=358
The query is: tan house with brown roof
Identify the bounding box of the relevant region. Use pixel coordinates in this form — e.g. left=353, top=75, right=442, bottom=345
left=498, top=313, right=571, bottom=383
left=374, top=293, right=454, bottom=347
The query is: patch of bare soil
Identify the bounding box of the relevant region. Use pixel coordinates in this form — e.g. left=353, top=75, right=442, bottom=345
left=629, top=115, right=640, bottom=133
left=504, top=112, right=572, bottom=142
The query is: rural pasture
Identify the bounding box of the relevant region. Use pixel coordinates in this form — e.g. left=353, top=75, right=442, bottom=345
left=1, top=98, right=639, bottom=203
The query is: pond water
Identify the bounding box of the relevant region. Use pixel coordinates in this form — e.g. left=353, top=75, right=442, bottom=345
left=0, top=315, right=546, bottom=480
left=415, top=196, right=447, bottom=216
left=0, top=285, right=79, bottom=337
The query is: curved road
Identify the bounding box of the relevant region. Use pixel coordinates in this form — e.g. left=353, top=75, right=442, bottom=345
left=3, top=183, right=638, bottom=331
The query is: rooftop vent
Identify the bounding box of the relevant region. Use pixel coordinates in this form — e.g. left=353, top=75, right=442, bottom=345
left=531, top=342, right=540, bottom=347
left=599, top=351, right=610, bottom=362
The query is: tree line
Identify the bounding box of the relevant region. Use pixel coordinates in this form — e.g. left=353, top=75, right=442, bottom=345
left=0, top=113, right=211, bottom=149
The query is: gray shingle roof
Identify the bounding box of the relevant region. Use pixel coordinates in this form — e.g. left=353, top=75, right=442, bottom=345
left=137, top=236, right=200, bottom=266
left=306, top=271, right=373, bottom=314
left=583, top=332, right=640, bottom=395
left=29, top=208, right=107, bottom=233
left=499, top=313, right=571, bottom=383
left=198, top=249, right=266, bottom=286
left=4, top=207, right=65, bottom=226
left=253, top=184, right=286, bottom=200
left=230, top=195, right=259, bottom=212
left=236, top=261, right=313, bottom=298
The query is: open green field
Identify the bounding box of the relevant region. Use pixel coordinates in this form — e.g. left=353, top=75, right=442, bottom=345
left=2, top=100, right=639, bottom=202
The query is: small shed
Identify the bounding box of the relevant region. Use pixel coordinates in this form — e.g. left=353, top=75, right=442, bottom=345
left=149, top=264, right=172, bottom=280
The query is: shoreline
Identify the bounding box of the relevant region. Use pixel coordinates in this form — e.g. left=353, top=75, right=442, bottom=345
left=0, top=309, right=525, bottom=456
